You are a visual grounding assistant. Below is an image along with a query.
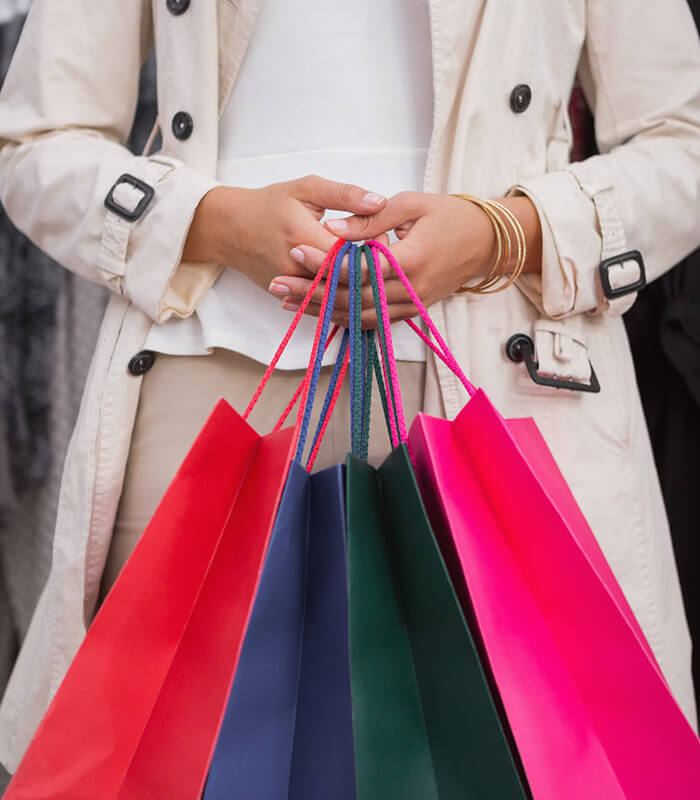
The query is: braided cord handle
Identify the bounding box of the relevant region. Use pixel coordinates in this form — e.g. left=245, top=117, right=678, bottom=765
left=365, top=244, right=407, bottom=444
left=367, top=240, right=477, bottom=398
left=294, top=241, right=350, bottom=462
left=349, top=244, right=393, bottom=458
left=243, top=238, right=346, bottom=423
left=349, top=244, right=362, bottom=456
left=305, top=328, right=351, bottom=472
left=347, top=244, right=400, bottom=453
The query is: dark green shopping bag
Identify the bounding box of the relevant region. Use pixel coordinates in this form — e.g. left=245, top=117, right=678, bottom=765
left=346, top=245, right=528, bottom=800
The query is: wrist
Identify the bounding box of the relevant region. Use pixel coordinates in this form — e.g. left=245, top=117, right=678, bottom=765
left=497, top=195, right=542, bottom=275
left=182, top=185, right=245, bottom=264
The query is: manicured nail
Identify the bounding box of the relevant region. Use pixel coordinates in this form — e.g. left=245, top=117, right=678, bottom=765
left=290, top=247, right=305, bottom=264
left=268, top=280, right=290, bottom=296
left=363, top=192, right=385, bottom=207
left=326, top=218, right=349, bottom=234
left=282, top=298, right=302, bottom=312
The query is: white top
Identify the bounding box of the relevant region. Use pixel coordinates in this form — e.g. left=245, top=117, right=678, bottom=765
left=145, top=0, right=433, bottom=368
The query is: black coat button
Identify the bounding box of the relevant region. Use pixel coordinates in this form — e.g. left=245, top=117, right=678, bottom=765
left=510, top=84, right=532, bottom=113
left=128, top=350, right=156, bottom=376
left=172, top=111, right=194, bottom=140
left=166, top=0, right=190, bottom=15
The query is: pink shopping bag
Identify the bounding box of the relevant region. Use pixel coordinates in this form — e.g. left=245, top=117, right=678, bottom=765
left=369, top=240, right=700, bottom=800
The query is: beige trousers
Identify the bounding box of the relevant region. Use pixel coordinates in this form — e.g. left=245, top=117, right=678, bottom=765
left=99, top=349, right=426, bottom=601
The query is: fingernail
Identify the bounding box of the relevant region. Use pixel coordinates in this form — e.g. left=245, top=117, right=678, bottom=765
left=326, top=218, right=349, bottom=234
left=282, top=298, right=302, bottom=312
left=363, top=192, right=385, bottom=207
left=268, top=280, right=290, bottom=296
left=290, top=247, right=305, bottom=264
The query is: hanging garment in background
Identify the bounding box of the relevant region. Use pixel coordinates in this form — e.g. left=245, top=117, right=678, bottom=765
left=623, top=0, right=700, bottom=722
left=0, top=15, right=156, bottom=791
left=0, top=2, right=30, bottom=28
left=625, top=249, right=700, bottom=722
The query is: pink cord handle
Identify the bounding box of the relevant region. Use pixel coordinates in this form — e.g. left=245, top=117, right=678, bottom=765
left=243, top=239, right=345, bottom=423
left=367, top=240, right=477, bottom=398
left=273, top=325, right=340, bottom=433
left=370, top=245, right=407, bottom=446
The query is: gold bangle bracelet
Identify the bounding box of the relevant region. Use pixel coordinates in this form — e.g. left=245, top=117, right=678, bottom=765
left=451, top=194, right=503, bottom=292
left=487, top=199, right=526, bottom=289
left=451, top=194, right=509, bottom=294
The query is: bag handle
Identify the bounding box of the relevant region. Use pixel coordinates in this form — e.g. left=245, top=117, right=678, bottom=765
left=307, top=243, right=395, bottom=468
left=243, top=238, right=345, bottom=420
left=348, top=244, right=395, bottom=460
left=272, top=324, right=341, bottom=433
left=292, top=241, right=350, bottom=462
left=297, top=244, right=358, bottom=468
left=354, top=241, right=477, bottom=448
left=243, top=239, right=348, bottom=461
left=307, top=243, right=382, bottom=468
left=367, top=240, right=478, bottom=399
left=349, top=245, right=395, bottom=456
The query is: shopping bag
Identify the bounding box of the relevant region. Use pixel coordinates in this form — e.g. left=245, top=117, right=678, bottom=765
left=204, top=247, right=355, bottom=800
left=346, top=245, right=527, bottom=800
left=5, top=240, right=348, bottom=800
left=367, top=241, right=700, bottom=799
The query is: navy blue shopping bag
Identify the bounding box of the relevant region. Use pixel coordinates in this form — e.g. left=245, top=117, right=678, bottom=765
left=203, top=245, right=355, bottom=800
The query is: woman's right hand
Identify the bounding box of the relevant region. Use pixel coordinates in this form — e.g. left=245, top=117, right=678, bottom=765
left=182, top=175, right=386, bottom=293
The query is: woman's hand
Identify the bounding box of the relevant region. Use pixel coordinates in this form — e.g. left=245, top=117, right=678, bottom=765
left=182, top=175, right=387, bottom=292
left=268, top=191, right=542, bottom=327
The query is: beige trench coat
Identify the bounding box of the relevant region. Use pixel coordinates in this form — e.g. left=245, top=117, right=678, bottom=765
left=1, top=0, right=700, bottom=771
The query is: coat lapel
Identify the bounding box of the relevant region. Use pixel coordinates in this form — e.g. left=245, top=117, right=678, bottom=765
left=217, top=0, right=263, bottom=117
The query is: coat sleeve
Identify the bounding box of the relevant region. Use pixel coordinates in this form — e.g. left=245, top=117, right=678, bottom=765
left=0, top=0, right=219, bottom=323
left=512, top=0, right=700, bottom=319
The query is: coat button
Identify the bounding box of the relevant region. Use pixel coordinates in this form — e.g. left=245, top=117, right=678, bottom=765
left=166, top=0, right=190, bottom=15
left=172, top=111, right=193, bottom=140
left=128, top=350, right=156, bottom=376
left=510, top=84, right=532, bottom=113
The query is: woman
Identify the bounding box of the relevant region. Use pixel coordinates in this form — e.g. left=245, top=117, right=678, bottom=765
left=0, top=0, right=699, bottom=772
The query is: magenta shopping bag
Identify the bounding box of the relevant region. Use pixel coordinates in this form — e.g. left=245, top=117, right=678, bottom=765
left=368, top=240, right=700, bottom=800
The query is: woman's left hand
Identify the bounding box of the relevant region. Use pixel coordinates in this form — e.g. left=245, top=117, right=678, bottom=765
left=267, top=191, right=541, bottom=327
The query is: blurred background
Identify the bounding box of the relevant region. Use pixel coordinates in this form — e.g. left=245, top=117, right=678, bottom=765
left=0, top=0, right=698, bottom=792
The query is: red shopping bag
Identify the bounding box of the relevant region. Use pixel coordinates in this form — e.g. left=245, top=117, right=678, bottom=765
left=366, top=241, right=700, bottom=799
left=6, top=241, right=346, bottom=800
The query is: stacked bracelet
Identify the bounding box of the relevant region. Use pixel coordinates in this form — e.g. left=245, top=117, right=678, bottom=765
left=451, top=194, right=527, bottom=294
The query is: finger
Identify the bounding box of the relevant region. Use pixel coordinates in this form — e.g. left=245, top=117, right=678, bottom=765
left=288, top=239, right=392, bottom=285
left=270, top=272, right=412, bottom=314
left=395, top=221, right=415, bottom=239
left=358, top=235, right=396, bottom=284
left=271, top=276, right=351, bottom=310
left=361, top=303, right=420, bottom=329
left=361, top=278, right=413, bottom=309
left=294, top=220, right=341, bottom=254
left=324, top=191, right=424, bottom=241
left=371, top=237, right=421, bottom=284
left=289, top=244, right=330, bottom=275
left=294, top=174, right=387, bottom=215
left=336, top=233, right=392, bottom=284
left=285, top=296, right=417, bottom=330
left=290, top=299, right=351, bottom=329
left=289, top=244, right=354, bottom=281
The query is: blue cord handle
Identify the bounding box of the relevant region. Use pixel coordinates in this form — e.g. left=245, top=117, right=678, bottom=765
left=294, top=241, right=350, bottom=463
left=305, top=327, right=349, bottom=467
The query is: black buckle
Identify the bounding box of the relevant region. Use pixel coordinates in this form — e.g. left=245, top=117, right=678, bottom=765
left=599, top=250, right=646, bottom=300
left=506, top=334, right=600, bottom=393
left=104, top=174, right=155, bottom=222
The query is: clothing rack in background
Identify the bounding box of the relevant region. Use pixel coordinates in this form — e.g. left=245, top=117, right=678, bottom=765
left=0, top=8, right=157, bottom=792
